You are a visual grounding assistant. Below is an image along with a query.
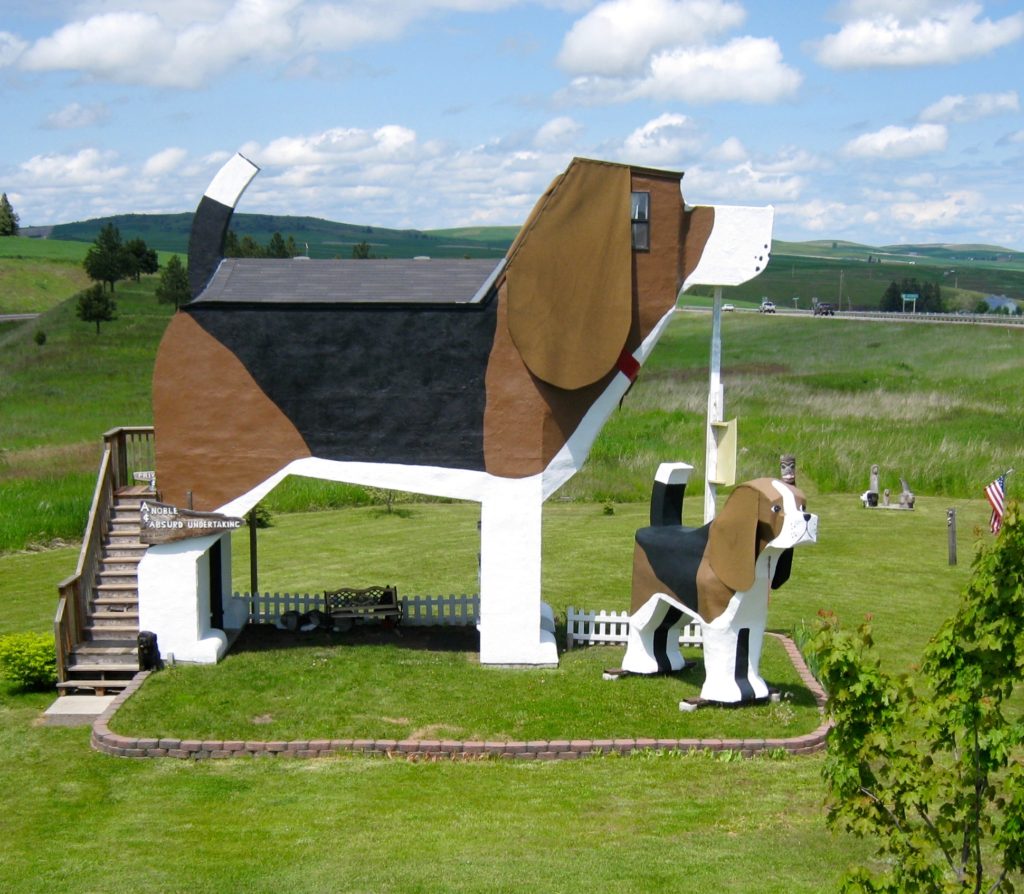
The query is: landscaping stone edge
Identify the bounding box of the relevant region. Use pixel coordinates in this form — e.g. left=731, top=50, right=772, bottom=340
left=91, top=633, right=831, bottom=761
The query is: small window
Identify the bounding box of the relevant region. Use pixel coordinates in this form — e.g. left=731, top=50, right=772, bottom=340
left=631, top=191, right=650, bottom=251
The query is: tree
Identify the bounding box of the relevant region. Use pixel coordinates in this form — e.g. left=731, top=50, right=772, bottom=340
left=83, top=223, right=129, bottom=291
left=352, top=241, right=373, bottom=259
left=155, top=255, right=191, bottom=309
left=224, top=229, right=242, bottom=257
left=124, top=237, right=159, bottom=281
left=266, top=231, right=289, bottom=258
left=75, top=284, right=117, bottom=334
left=880, top=281, right=902, bottom=312
left=809, top=503, right=1024, bottom=893
left=0, top=193, right=19, bottom=236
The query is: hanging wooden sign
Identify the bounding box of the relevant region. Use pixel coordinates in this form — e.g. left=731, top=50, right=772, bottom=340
left=139, top=500, right=243, bottom=545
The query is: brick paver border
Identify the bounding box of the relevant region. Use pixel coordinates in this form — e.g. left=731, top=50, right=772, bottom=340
left=92, top=633, right=830, bottom=760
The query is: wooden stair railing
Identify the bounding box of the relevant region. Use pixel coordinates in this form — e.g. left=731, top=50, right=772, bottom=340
left=54, top=427, right=156, bottom=691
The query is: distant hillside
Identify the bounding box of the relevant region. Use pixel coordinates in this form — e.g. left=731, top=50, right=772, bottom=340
left=39, top=214, right=515, bottom=260
left=18, top=212, right=1024, bottom=306
left=719, top=239, right=1024, bottom=308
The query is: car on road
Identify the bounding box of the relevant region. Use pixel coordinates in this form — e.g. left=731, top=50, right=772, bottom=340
left=813, top=302, right=835, bottom=316
left=759, top=299, right=776, bottom=313
left=721, top=303, right=735, bottom=311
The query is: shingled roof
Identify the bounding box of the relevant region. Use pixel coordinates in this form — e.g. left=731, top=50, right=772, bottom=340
left=190, top=257, right=506, bottom=306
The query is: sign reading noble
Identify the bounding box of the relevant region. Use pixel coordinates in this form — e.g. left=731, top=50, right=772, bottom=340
left=139, top=500, right=244, bottom=545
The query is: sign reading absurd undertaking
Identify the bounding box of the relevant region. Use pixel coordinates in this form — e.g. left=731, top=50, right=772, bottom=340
left=139, top=500, right=243, bottom=545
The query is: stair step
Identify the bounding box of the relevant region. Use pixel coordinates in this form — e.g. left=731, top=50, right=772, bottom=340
left=91, top=611, right=139, bottom=623
left=99, top=567, right=140, bottom=578
left=103, top=540, right=145, bottom=552
left=96, top=582, right=139, bottom=592
left=93, top=595, right=138, bottom=606
left=84, top=629, right=139, bottom=643
left=80, top=634, right=140, bottom=647
left=72, top=644, right=137, bottom=659
left=66, top=663, right=139, bottom=676
left=57, top=679, right=131, bottom=695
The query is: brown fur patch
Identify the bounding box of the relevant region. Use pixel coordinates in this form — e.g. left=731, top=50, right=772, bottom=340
left=153, top=313, right=311, bottom=511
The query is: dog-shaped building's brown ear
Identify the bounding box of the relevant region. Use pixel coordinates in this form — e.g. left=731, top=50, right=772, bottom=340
left=504, top=159, right=633, bottom=390
left=705, top=483, right=762, bottom=593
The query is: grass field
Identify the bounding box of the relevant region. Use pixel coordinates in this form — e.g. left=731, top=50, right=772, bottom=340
left=3, top=266, right=1022, bottom=551
left=0, top=488, right=1002, bottom=892
left=1, top=230, right=1021, bottom=889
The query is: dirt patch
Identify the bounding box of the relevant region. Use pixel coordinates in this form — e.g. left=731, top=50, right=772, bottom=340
left=229, top=624, right=479, bottom=656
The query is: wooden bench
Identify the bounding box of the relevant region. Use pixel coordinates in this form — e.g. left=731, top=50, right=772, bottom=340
left=324, top=585, right=402, bottom=632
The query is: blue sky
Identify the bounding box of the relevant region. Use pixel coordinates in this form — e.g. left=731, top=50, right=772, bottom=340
left=2, top=0, right=1022, bottom=248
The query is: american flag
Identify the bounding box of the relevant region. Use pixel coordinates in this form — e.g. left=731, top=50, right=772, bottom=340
left=985, top=475, right=1006, bottom=534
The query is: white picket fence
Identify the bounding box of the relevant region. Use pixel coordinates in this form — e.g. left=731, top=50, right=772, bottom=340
left=233, top=593, right=700, bottom=646
left=565, top=606, right=702, bottom=650
left=234, top=591, right=479, bottom=627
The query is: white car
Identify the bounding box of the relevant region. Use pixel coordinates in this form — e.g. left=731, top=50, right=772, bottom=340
left=759, top=299, right=776, bottom=313
left=721, top=303, right=735, bottom=311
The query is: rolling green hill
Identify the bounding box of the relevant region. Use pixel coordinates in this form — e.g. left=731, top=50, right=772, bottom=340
left=42, top=214, right=515, bottom=260
left=2, top=255, right=1022, bottom=551
left=24, top=210, right=1024, bottom=308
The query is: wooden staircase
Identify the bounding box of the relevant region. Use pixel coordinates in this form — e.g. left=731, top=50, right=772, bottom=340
left=56, top=428, right=155, bottom=697
left=57, top=491, right=146, bottom=695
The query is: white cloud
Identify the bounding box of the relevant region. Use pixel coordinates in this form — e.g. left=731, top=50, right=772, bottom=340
left=10, top=0, right=532, bottom=88
left=815, top=2, right=1024, bottom=68
left=250, top=124, right=420, bottom=168
left=621, top=113, right=701, bottom=164
left=683, top=160, right=804, bottom=203
left=533, top=116, right=583, bottom=149
left=712, top=137, right=748, bottom=162
left=143, top=147, right=189, bottom=177
left=843, top=123, right=948, bottom=159
left=919, top=91, right=1019, bottom=124
left=564, top=35, right=801, bottom=105
left=644, top=36, right=801, bottom=103
left=889, top=190, right=983, bottom=228
left=557, top=0, right=745, bottom=76
left=0, top=30, right=27, bottom=66
left=42, top=102, right=110, bottom=130
left=19, top=147, right=128, bottom=187
left=780, top=198, right=851, bottom=234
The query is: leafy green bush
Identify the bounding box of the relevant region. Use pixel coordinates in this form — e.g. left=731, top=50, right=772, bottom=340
left=809, top=501, right=1024, bottom=893
left=0, top=632, right=57, bottom=690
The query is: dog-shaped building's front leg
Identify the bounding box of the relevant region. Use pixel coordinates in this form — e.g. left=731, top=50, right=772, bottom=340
left=478, top=476, right=558, bottom=665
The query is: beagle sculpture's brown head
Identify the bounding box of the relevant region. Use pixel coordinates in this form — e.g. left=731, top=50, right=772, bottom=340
left=703, top=478, right=817, bottom=607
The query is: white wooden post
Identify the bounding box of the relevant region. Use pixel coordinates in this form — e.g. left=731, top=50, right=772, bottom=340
left=705, top=285, right=725, bottom=523
left=679, top=205, right=775, bottom=523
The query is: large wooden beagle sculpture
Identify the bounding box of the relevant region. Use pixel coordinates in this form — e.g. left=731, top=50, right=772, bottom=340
left=624, top=475, right=817, bottom=704
left=146, top=154, right=773, bottom=666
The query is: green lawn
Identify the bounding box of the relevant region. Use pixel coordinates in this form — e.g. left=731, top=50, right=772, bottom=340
left=0, top=490, right=998, bottom=892
left=0, top=237, right=1021, bottom=891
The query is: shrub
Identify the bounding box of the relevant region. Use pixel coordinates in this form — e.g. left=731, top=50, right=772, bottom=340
left=809, top=501, right=1024, bottom=893
left=0, top=632, right=58, bottom=690
left=33, top=329, right=46, bottom=346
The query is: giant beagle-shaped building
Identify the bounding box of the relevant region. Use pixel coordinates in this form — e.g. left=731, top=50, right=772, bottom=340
left=141, top=154, right=773, bottom=665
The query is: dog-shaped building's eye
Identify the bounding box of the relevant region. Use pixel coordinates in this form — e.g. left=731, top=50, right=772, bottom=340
left=771, top=504, right=782, bottom=514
